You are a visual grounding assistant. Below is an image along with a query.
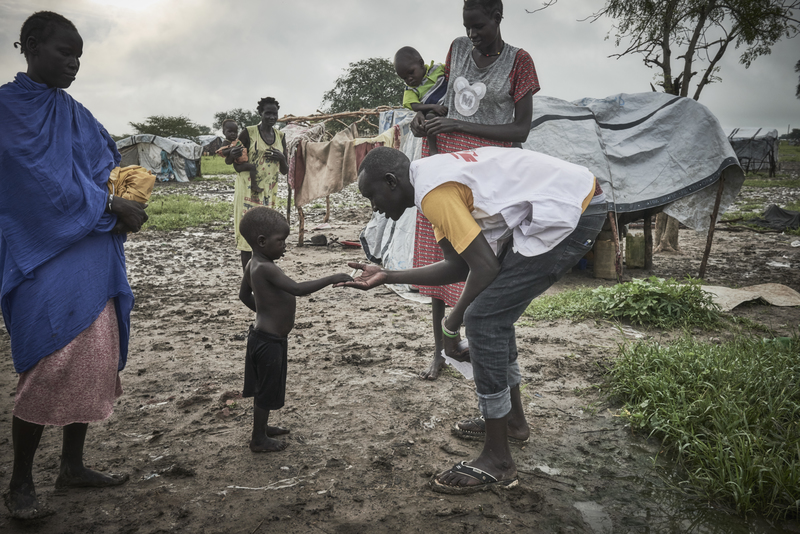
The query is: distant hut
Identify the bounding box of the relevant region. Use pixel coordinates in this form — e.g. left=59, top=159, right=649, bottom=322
left=727, top=128, right=779, bottom=176
left=199, top=134, right=225, bottom=156
left=116, top=135, right=203, bottom=182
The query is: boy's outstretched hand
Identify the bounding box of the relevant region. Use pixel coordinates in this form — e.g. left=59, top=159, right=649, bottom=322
left=335, top=262, right=387, bottom=290
left=330, top=273, right=354, bottom=285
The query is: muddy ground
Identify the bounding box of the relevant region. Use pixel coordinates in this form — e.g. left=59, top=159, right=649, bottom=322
left=1, top=174, right=799, bottom=534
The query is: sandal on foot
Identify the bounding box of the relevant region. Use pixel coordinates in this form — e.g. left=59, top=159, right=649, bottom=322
left=452, top=416, right=529, bottom=445
left=431, top=461, right=518, bottom=495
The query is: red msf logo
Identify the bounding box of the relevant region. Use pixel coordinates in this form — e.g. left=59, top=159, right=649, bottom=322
left=447, top=150, right=479, bottom=163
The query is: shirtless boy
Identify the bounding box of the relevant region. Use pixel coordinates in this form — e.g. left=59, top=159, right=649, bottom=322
left=238, top=207, right=351, bottom=451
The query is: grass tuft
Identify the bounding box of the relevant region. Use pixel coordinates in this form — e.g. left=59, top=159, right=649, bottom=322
left=609, top=334, right=800, bottom=519
left=143, top=194, right=231, bottom=231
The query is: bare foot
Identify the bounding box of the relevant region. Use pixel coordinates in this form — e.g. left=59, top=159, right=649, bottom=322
left=250, top=183, right=263, bottom=194
left=266, top=425, right=289, bottom=437
left=4, top=483, right=54, bottom=520
left=55, top=467, right=129, bottom=489
left=250, top=436, right=288, bottom=452
left=419, top=352, right=446, bottom=380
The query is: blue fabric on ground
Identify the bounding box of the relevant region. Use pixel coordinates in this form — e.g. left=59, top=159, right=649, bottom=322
left=0, top=73, right=133, bottom=373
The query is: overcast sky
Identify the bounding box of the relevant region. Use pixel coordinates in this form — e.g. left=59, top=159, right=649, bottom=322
left=1, top=0, right=798, bottom=137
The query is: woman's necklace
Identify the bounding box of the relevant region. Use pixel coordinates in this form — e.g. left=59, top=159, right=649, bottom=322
left=475, top=41, right=504, bottom=57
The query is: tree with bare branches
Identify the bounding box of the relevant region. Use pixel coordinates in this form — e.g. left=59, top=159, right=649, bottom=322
left=532, top=0, right=799, bottom=252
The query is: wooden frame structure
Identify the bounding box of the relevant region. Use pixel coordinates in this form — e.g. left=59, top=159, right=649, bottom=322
left=277, top=106, right=400, bottom=245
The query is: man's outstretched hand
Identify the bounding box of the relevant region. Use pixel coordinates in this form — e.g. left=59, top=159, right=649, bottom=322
left=335, top=262, right=387, bottom=290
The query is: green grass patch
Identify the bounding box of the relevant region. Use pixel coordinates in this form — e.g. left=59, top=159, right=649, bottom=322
left=609, top=334, right=800, bottom=519
left=743, top=178, right=800, bottom=188
left=201, top=155, right=236, bottom=175
left=143, top=194, right=231, bottom=231
left=524, top=277, right=723, bottom=329
left=779, top=142, right=800, bottom=163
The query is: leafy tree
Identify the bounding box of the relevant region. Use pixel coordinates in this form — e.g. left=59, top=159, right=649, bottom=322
left=212, top=108, right=261, bottom=131
left=796, top=59, right=800, bottom=98
left=535, top=0, right=799, bottom=253
left=321, top=57, right=405, bottom=134
left=535, top=0, right=800, bottom=99
left=129, top=115, right=211, bottom=141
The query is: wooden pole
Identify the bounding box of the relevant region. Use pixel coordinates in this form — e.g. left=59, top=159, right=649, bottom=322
left=698, top=177, right=725, bottom=279
left=297, top=205, right=305, bottom=247
left=644, top=215, right=653, bottom=270
left=278, top=106, right=398, bottom=125
left=323, top=196, right=331, bottom=223
left=286, top=178, right=292, bottom=226
left=607, top=212, right=623, bottom=280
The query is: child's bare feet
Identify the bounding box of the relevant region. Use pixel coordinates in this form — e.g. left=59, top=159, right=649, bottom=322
left=250, top=436, right=288, bottom=452
left=266, top=425, right=289, bottom=437
left=420, top=351, right=446, bottom=380
left=55, top=466, right=129, bottom=489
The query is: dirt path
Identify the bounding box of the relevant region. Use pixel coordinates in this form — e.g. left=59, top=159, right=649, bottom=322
left=1, top=180, right=798, bottom=533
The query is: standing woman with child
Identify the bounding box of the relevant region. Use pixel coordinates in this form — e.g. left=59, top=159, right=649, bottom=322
left=0, top=11, right=148, bottom=519
left=231, top=97, right=289, bottom=271
left=412, top=0, right=540, bottom=382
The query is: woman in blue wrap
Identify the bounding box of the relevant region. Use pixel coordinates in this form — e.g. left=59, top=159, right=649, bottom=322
left=0, top=12, right=148, bottom=519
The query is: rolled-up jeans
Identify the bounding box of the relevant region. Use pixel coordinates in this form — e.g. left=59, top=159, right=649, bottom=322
left=464, top=207, right=607, bottom=419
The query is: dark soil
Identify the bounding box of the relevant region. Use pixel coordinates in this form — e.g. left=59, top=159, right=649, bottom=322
left=1, top=177, right=798, bottom=534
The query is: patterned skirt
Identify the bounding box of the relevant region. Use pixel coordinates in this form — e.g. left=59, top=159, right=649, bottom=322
left=13, top=300, right=123, bottom=426
left=413, top=211, right=464, bottom=307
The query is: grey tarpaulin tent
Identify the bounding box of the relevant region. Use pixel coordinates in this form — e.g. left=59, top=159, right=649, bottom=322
left=362, top=92, right=743, bottom=293
left=727, top=128, right=779, bottom=176
left=198, top=134, right=225, bottom=156
left=116, top=135, right=203, bottom=182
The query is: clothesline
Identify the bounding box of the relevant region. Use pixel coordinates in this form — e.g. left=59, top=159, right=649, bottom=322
left=278, top=106, right=400, bottom=131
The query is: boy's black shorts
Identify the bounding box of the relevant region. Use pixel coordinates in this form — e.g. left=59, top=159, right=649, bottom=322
left=243, top=326, right=288, bottom=411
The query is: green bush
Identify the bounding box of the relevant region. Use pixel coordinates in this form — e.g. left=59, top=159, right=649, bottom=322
left=524, top=277, right=723, bottom=329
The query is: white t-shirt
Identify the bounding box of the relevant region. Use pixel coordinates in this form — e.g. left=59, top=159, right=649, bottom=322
left=410, top=147, right=596, bottom=257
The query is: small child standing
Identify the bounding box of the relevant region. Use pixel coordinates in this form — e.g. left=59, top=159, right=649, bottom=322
left=216, top=119, right=261, bottom=194
left=237, top=207, right=352, bottom=452
left=394, top=46, right=448, bottom=117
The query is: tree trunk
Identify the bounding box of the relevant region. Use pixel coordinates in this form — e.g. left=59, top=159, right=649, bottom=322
left=654, top=213, right=680, bottom=253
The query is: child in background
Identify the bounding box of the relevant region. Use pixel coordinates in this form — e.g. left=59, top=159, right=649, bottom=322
left=238, top=207, right=352, bottom=452
left=217, top=119, right=261, bottom=194
left=394, top=46, right=448, bottom=117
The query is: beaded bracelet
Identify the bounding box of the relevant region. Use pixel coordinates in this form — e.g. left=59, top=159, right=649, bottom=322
left=441, top=317, right=459, bottom=338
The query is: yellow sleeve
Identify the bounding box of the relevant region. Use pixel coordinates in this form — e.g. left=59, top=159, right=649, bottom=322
left=420, top=182, right=481, bottom=254
left=580, top=177, right=597, bottom=213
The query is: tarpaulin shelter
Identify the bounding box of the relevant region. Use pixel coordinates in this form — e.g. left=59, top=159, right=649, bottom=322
left=727, top=128, right=779, bottom=176
left=198, top=134, right=225, bottom=156
left=363, top=92, right=744, bottom=293
left=116, top=135, right=203, bottom=182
